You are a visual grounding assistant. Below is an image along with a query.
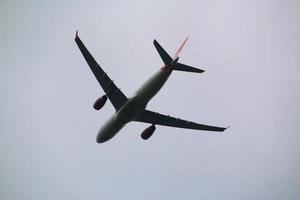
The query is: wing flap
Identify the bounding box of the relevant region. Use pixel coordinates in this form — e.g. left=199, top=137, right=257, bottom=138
left=135, top=110, right=227, bottom=132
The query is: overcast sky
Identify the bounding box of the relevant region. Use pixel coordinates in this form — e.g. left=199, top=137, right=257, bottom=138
left=1, top=0, right=300, bottom=199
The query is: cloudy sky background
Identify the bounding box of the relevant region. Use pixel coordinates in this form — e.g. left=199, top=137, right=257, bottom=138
left=1, top=0, right=300, bottom=199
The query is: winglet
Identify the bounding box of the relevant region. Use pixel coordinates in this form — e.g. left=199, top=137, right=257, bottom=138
left=223, top=126, right=231, bottom=132
left=75, top=30, right=79, bottom=38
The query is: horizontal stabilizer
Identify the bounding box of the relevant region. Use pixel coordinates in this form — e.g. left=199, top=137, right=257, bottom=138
left=153, top=39, right=172, bottom=65
left=173, top=62, right=205, bottom=73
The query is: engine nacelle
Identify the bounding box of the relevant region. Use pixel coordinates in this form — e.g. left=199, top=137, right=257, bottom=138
left=93, top=95, right=108, bottom=110
left=141, top=125, right=156, bottom=140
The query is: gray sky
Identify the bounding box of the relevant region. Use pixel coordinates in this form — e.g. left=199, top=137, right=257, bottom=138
left=1, top=0, right=300, bottom=199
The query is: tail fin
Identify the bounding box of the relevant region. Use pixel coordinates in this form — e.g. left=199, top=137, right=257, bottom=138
left=153, top=37, right=205, bottom=73
left=174, top=37, right=189, bottom=59
left=153, top=37, right=188, bottom=64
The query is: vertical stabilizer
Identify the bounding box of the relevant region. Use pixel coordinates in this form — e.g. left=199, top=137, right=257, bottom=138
left=174, top=37, right=189, bottom=59
left=153, top=37, right=204, bottom=73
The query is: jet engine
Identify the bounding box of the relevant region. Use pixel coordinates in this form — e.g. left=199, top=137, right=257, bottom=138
left=141, top=125, right=156, bottom=140
left=93, top=95, right=108, bottom=110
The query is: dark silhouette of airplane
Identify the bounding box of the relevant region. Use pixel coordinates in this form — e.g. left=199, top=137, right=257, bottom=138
left=75, top=31, right=228, bottom=143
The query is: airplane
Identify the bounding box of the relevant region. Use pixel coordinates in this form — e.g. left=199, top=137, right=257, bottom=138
left=74, top=31, right=228, bottom=143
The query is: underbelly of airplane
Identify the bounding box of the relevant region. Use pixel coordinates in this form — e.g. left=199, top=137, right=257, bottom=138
left=96, top=96, right=147, bottom=143
left=97, top=69, right=173, bottom=143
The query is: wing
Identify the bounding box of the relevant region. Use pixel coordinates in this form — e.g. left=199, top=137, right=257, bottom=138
left=75, top=31, right=128, bottom=111
left=135, top=110, right=227, bottom=132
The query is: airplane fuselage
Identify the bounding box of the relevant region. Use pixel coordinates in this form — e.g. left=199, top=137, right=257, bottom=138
left=96, top=67, right=173, bottom=143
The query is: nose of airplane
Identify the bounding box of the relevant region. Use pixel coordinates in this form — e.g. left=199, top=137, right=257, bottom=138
left=96, top=134, right=107, bottom=143
left=96, top=115, right=122, bottom=143
left=96, top=131, right=114, bottom=143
